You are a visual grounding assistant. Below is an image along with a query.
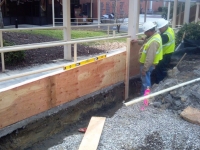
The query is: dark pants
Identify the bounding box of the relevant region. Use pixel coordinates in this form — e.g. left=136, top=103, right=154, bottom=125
left=154, top=53, right=172, bottom=84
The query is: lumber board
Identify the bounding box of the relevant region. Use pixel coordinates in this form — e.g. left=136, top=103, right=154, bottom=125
left=129, top=42, right=141, bottom=77
left=0, top=52, right=126, bottom=129
left=78, top=117, right=106, bottom=150
left=125, top=38, right=131, bottom=100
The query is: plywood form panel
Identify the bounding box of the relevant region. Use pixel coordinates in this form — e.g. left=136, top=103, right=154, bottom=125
left=98, top=52, right=126, bottom=88
left=51, top=69, right=79, bottom=106
left=0, top=52, right=127, bottom=129
left=0, top=79, right=51, bottom=129
left=129, top=43, right=141, bottom=77
left=55, top=52, right=126, bottom=103
left=113, top=53, right=126, bottom=82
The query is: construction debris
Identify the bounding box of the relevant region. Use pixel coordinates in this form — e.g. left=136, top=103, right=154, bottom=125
left=181, top=106, right=200, bottom=126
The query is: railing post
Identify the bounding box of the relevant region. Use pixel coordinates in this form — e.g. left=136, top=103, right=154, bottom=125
left=98, top=0, right=101, bottom=28
left=63, top=0, right=72, bottom=60
left=113, top=30, right=116, bottom=37
left=0, top=31, right=5, bottom=72
left=184, top=0, right=191, bottom=24
left=195, top=3, right=200, bottom=23
left=172, top=0, right=178, bottom=28
left=125, top=38, right=130, bottom=100
left=74, top=43, right=77, bottom=62
left=107, top=26, right=110, bottom=36
left=52, top=0, right=55, bottom=27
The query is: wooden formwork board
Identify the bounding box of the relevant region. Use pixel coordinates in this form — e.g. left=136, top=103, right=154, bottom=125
left=0, top=52, right=127, bottom=129
left=129, top=43, right=141, bottom=77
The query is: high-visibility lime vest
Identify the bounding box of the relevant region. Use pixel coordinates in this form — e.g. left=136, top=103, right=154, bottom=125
left=139, top=33, right=163, bottom=65
left=162, top=27, right=175, bottom=55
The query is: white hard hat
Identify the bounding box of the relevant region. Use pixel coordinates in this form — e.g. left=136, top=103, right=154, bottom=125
left=156, top=18, right=169, bottom=29
left=142, top=21, right=156, bottom=32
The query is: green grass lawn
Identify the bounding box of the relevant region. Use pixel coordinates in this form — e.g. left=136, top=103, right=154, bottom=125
left=19, top=29, right=107, bottom=40
left=18, top=29, right=126, bottom=43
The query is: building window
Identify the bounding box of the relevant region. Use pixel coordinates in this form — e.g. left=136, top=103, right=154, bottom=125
left=71, top=0, right=80, bottom=5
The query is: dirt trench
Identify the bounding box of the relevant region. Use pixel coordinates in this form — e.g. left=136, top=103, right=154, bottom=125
left=0, top=77, right=141, bottom=150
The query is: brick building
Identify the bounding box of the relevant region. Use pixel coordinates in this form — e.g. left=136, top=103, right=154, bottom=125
left=140, top=0, right=166, bottom=13
left=0, top=0, right=165, bottom=26
left=80, top=0, right=165, bottom=19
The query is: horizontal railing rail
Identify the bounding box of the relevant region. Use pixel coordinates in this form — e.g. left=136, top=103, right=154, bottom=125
left=0, top=35, right=129, bottom=53
left=0, top=22, right=130, bottom=72
left=0, top=35, right=130, bottom=82
left=0, top=26, right=65, bottom=31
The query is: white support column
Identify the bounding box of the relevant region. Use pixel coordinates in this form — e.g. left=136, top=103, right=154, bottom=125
left=178, top=2, right=183, bottom=26
left=91, top=0, right=93, bottom=18
left=136, top=0, right=140, bottom=35
left=98, top=0, right=101, bottom=28
left=144, top=0, right=147, bottom=22
left=52, top=0, right=55, bottom=27
left=0, top=31, right=5, bottom=72
left=172, top=0, right=178, bottom=28
left=63, top=0, right=71, bottom=60
left=128, top=0, right=139, bottom=39
left=167, top=2, right=171, bottom=21
left=149, top=1, right=152, bottom=10
left=184, top=0, right=191, bottom=24
left=164, top=2, right=166, bottom=7
left=195, top=3, right=200, bottom=23
left=115, top=0, right=118, bottom=23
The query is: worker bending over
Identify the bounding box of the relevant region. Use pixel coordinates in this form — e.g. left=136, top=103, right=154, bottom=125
left=154, top=18, right=175, bottom=84
left=132, top=21, right=163, bottom=95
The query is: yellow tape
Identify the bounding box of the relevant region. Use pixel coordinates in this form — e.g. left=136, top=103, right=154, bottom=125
left=63, top=54, right=106, bottom=70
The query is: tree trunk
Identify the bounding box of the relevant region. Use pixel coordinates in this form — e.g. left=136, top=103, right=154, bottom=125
left=117, top=25, right=120, bottom=33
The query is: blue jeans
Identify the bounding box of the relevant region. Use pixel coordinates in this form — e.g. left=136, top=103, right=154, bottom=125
left=140, top=65, right=154, bottom=95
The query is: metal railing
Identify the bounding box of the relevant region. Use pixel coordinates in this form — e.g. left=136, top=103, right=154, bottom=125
left=0, top=23, right=182, bottom=82
left=0, top=29, right=129, bottom=81
left=0, top=23, right=129, bottom=73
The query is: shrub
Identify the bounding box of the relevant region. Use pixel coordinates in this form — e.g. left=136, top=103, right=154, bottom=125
left=176, top=22, right=200, bottom=47
left=161, top=7, right=168, bottom=19
left=158, top=7, right=162, bottom=12
left=3, top=41, right=25, bottom=64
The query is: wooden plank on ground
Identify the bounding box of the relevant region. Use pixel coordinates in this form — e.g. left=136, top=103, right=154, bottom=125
left=78, top=117, right=106, bottom=150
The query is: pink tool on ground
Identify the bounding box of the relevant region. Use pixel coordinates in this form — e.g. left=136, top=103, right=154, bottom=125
left=140, top=87, right=150, bottom=111
left=143, top=87, right=150, bottom=106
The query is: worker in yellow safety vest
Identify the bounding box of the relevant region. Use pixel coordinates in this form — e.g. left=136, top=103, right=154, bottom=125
left=132, top=21, right=163, bottom=95
left=154, top=18, right=175, bottom=84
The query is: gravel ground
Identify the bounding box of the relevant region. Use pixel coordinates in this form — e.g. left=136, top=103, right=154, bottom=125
left=48, top=104, right=200, bottom=150
left=40, top=53, right=200, bottom=150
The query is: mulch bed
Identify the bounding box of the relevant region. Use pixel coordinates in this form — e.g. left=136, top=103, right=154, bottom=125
left=1, top=32, right=113, bottom=70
